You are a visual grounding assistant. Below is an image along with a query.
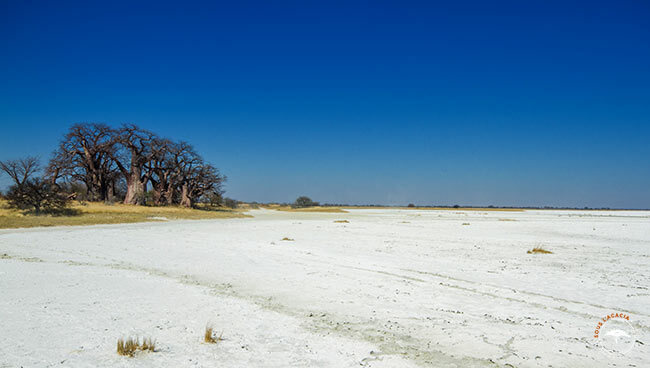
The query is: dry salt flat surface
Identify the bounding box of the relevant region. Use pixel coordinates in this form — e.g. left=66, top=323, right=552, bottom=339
left=0, top=208, right=649, bottom=367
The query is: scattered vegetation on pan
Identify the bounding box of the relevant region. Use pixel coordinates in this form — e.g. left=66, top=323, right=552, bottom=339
left=257, top=196, right=348, bottom=213
left=0, top=199, right=249, bottom=229
left=0, top=253, right=43, bottom=263
left=462, top=222, right=471, bottom=225
left=263, top=204, right=348, bottom=213
left=117, top=336, right=155, bottom=357
left=527, top=247, right=553, bottom=254
left=334, top=220, right=349, bottom=223
left=204, top=325, right=223, bottom=344
left=342, top=205, right=524, bottom=212
left=498, top=218, right=517, bottom=221
left=283, top=206, right=348, bottom=213
left=281, top=237, right=294, bottom=241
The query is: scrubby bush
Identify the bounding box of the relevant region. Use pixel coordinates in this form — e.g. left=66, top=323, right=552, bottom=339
left=407, top=203, right=415, bottom=208
left=5, top=178, right=69, bottom=214
left=203, top=192, right=223, bottom=207
left=144, top=190, right=156, bottom=205
left=1, top=157, right=69, bottom=214
left=292, top=196, right=319, bottom=208
left=223, top=197, right=238, bottom=209
left=135, top=191, right=149, bottom=206
left=57, top=181, right=89, bottom=201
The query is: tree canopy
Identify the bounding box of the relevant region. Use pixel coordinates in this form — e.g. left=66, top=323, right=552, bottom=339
left=44, top=123, right=225, bottom=207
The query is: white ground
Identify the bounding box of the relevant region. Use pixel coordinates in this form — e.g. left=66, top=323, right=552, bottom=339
left=1, top=209, right=649, bottom=368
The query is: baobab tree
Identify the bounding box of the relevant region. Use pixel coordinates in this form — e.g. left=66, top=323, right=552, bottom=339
left=147, top=138, right=171, bottom=205
left=111, top=124, right=157, bottom=205
left=48, top=123, right=118, bottom=201
left=180, top=163, right=225, bottom=207
left=44, top=122, right=228, bottom=207
left=148, top=139, right=191, bottom=206
left=169, top=145, right=225, bottom=207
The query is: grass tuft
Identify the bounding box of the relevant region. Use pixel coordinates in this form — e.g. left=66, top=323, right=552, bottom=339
left=141, top=337, right=155, bottom=352
left=117, top=336, right=155, bottom=357
left=281, top=237, right=294, bottom=241
left=204, top=325, right=223, bottom=344
left=333, top=220, right=349, bottom=223
left=527, top=247, right=553, bottom=254
left=462, top=223, right=470, bottom=225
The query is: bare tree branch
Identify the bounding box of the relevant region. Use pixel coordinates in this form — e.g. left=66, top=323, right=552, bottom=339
left=0, top=156, right=40, bottom=186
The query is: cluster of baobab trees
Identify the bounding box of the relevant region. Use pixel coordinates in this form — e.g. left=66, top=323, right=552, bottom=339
left=45, top=123, right=225, bottom=207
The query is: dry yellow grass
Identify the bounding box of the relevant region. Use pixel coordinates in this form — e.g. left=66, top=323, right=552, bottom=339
left=498, top=218, right=517, bottom=221
left=0, top=200, right=249, bottom=229
left=281, top=237, right=294, bottom=241
left=140, top=337, right=155, bottom=351
left=117, top=337, right=136, bottom=357
left=204, top=326, right=223, bottom=344
left=333, top=220, right=349, bottom=223
left=117, top=336, right=155, bottom=357
left=527, top=247, right=553, bottom=254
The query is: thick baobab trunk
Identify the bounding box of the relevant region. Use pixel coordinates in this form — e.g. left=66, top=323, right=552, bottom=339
left=158, top=183, right=175, bottom=206
left=89, top=177, right=108, bottom=202
left=152, top=184, right=174, bottom=206
left=150, top=178, right=164, bottom=206
left=106, top=181, right=114, bottom=202
left=124, top=179, right=146, bottom=204
left=99, top=180, right=109, bottom=202
left=150, top=174, right=174, bottom=206
left=180, top=183, right=193, bottom=207
left=123, top=167, right=146, bottom=205
left=152, top=186, right=164, bottom=205
left=165, top=185, right=175, bottom=205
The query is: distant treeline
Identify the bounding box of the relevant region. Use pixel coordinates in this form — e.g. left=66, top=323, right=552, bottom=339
left=263, top=202, right=618, bottom=210
left=321, top=204, right=617, bottom=210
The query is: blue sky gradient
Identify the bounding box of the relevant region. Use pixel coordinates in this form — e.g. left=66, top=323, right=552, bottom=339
left=1, top=1, right=649, bottom=207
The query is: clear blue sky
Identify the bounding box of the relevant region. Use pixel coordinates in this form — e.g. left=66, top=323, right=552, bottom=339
left=1, top=1, right=649, bottom=208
